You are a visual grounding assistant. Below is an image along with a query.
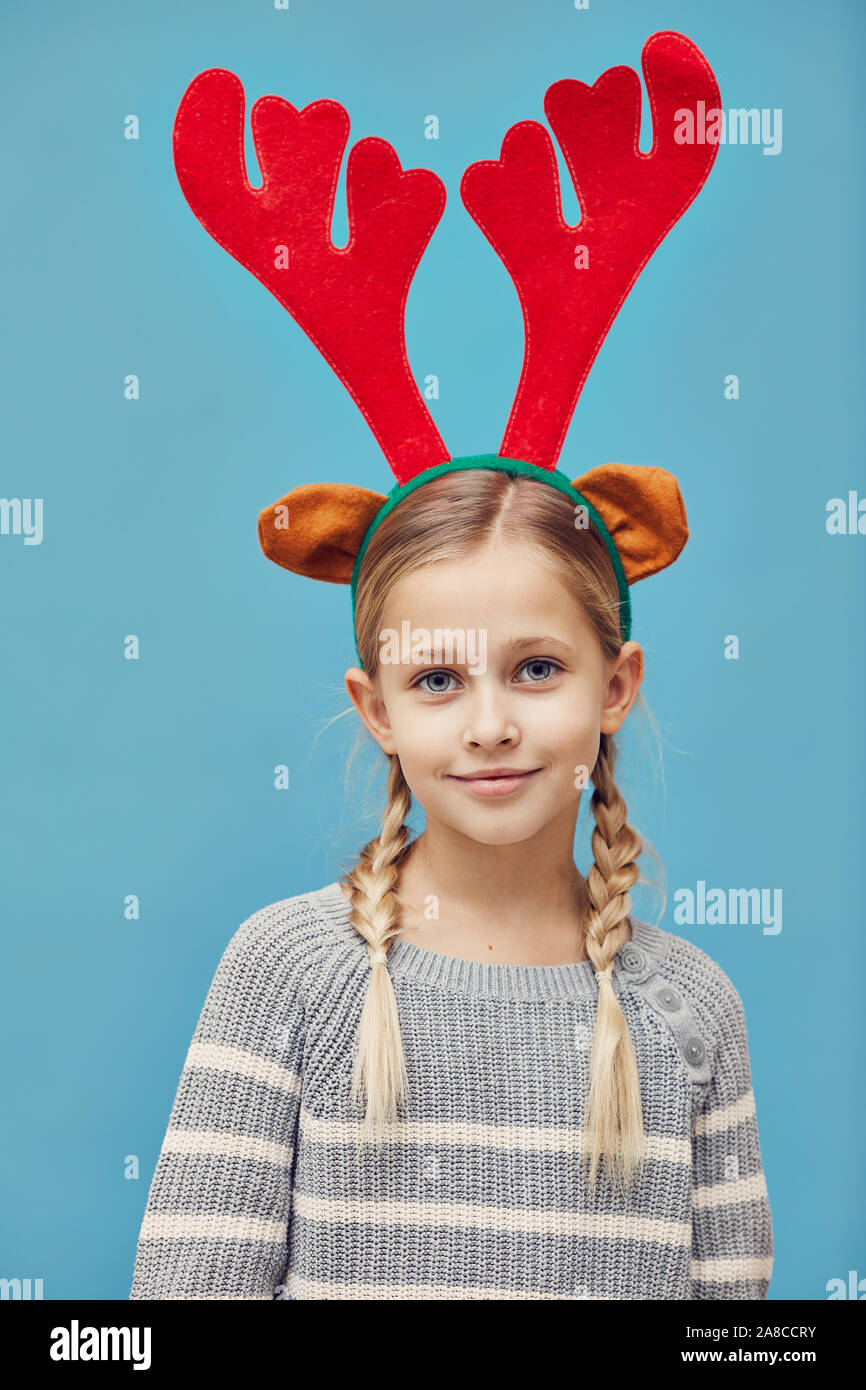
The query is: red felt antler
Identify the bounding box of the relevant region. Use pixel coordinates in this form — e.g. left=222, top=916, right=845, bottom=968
left=460, top=31, right=721, bottom=470
left=173, top=68, right=449, bottom=485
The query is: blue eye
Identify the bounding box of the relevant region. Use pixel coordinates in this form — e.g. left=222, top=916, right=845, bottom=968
left=517, top=659, right=560, bottom=682
left=415, top=670, right=460, bottom=694
left=413, top=659, right=561, bottom=692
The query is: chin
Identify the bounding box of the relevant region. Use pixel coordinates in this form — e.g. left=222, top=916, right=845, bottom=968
left=446, top=813, right=552, bottom=848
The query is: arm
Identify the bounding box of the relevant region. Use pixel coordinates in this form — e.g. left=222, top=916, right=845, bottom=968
left=129, top=909, right=306, bottom=1299
left=690, top=974, right=774, bottom=1299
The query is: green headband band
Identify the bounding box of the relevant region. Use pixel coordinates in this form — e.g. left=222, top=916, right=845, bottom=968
left=349, top=455, right=631, bottom=669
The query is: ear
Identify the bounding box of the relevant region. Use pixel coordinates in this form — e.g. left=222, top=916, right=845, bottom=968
left=257, top=483, right=386, bottom=584
left=572, top=463, right=688, bottom=584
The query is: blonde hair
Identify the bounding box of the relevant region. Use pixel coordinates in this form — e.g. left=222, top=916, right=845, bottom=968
left=341, top=468, right=650, bottom=1194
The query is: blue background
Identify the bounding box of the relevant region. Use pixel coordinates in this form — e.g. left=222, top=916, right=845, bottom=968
left=1, top=0, right=863, bottom=1300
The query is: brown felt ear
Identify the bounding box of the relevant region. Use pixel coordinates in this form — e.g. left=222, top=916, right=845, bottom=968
left=257, top=483, right=387, bottom=584
left=572, top=463, right=688, bottom=585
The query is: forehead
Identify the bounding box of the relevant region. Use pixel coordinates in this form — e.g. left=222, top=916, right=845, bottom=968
left=380, top=542, right=592, bottom=639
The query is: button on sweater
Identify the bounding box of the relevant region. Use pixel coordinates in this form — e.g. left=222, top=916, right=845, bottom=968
left=129, top=881, right=773, bottom=1300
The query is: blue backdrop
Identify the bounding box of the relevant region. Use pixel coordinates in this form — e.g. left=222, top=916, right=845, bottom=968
left=1, top=0, right=863, bottom=1300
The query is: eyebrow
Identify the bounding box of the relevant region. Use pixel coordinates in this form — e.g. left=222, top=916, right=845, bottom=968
left=398, top=634, right=574, bottom=671
left=500, top=635, right=572, bottom=656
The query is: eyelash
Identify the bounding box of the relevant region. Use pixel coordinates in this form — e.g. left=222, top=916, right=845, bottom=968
left=412, top=658, right=563, bottom=695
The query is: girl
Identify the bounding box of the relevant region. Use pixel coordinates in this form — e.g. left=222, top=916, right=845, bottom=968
left=131, top=35, right=773, bottom=1299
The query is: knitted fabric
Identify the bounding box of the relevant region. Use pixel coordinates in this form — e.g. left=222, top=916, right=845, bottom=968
left=129, top=882, right=773, bottom=1301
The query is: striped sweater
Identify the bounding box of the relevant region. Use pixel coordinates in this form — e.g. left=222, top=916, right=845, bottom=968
left=129, top=880, right=773, bottom=1300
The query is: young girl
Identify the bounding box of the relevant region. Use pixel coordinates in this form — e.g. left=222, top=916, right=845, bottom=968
left=130, top=35, right=773, bottom=1299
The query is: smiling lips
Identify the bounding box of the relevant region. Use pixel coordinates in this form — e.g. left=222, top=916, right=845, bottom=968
left=448, top=768, right=542, bottom=798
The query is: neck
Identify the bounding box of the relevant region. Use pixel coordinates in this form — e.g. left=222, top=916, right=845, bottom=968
left=396, top=804, right=589, bottom=936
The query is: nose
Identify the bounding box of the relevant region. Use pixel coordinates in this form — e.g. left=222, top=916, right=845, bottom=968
left=460, top=681, right=520, bottom=750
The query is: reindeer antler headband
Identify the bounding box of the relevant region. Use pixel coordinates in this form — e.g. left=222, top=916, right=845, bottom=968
left=172, top=30, right=720, bottom=663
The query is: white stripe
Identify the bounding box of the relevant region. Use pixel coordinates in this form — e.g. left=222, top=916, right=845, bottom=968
left=300, top=1111, right=690, bottom=1166
left=138, top=1211, right=286, bottom=1242
left=693, top=1090, right=755, bottom=1137
left=294, top=1192, right=690, bottom=1245
left=693, top=1171, right=769, bottom=1210
left=160, top=1127, right=294, bottom=1169
left=691, top=1255, right=774, bottom=1283
left=183, top=1041, right=301, bottom=1096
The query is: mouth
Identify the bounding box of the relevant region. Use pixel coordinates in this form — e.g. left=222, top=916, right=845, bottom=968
left=447, top=768, right=542, bottom=798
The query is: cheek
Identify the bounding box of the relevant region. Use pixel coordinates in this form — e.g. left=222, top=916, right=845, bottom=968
left=388, top=705, right=447, bottom=763
left=530, top=686, right=601, bottom=746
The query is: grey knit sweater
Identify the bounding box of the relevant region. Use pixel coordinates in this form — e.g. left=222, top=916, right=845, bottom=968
left=129, top=881, right=773, bottom=1300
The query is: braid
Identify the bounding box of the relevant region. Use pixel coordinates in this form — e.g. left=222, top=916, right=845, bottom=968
left=342, top=753, right=413, bottom=1151
left=581, top=732, right=647, bottom=1196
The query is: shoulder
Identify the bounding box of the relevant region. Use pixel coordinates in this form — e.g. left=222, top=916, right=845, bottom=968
left=213, top=880, right=356, bottom=997
left=623, top=916, right=754, bottom=1088
left=631, top=915, right=748, bottom=1040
